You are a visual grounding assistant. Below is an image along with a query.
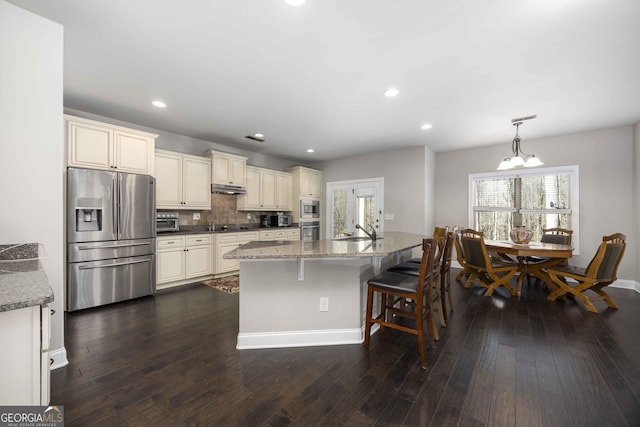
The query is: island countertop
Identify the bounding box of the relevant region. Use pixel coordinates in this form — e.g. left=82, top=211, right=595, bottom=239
left=225, top=231, right=425, bottom=259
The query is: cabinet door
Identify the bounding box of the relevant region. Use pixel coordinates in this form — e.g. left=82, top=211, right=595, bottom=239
left=300, top=168, right=322, bottom=198
left=113, top=131, right=154, bottom=175
left=287, top=229, right=301, bottom=241
left=230, top=157, right=247, bottom=186
left=155, top=152, right=183, bottom=208
left=260, top=170, right=276, bottom=209
left=239, top=167, right=262, bottom=210
left=212, top=154, right=232, bottom=185
left=67, top=120, right=113, bottom=170
left=309, top=170, right=323, bottom=198
left=186, top=245, right=212, bottom=278
left=217, top=242, right=239, bottom=273
left=275, top=173, right=292, bottom=210
left=157, top=248, right=186, bottom=283
left=183, top=157, right=211, bottom=209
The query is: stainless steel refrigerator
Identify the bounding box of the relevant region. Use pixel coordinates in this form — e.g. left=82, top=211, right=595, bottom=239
left=67, top=167, right=156, bottom=311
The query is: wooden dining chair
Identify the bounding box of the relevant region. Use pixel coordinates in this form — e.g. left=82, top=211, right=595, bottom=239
left=363, top=239, right=437, bottom=369
left=454, top=230, right=476, bottom=285
left=546, top=233, right=626, bottom=313
left=437, top=231, right=455, bottom=324
left=460, top=229, right=518, bottom=297
left=526, top=228, right=573, bottom=285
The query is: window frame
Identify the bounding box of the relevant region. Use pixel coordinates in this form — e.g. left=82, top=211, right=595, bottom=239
left=468, top=165, right=579, bottom=254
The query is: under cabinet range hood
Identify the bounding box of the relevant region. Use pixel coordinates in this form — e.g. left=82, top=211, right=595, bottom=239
left=211, top=183, right=247, bottom=195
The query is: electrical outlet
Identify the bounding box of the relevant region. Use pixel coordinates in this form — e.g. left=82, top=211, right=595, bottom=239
left=247, top=213, right=251, bottom=219
left=319, top=297, right=329, bottom=312
left=193, top=213, right=200, bottom=220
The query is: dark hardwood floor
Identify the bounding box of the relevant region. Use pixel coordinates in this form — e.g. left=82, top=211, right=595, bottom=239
left=52, top=271, right=640, bottom=426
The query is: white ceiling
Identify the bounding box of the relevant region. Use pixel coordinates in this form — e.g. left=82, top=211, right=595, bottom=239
left=9, top=0, right=640, bottom=162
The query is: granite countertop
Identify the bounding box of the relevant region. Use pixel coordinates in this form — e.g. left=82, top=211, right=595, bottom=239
left=0, top=243, right=54, bottom=312
left=158, top=224, right=299, bottom=236
left=225, top=232, right=424, bottom=260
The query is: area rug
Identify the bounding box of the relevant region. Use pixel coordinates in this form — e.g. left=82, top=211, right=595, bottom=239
left=203, top=275, right=239, bottom=294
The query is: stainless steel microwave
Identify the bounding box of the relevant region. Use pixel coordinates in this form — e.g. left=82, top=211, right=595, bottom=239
left=300, top=199, right=319, bottom=219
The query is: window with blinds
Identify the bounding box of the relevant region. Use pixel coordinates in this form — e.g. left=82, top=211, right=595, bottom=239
left=469, top=166, right=579, bottom=243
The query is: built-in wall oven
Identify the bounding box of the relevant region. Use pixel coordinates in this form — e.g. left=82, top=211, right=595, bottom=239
left=300, top=220, right=320, bottom=241
left=300, top=199, right=320, bottom=219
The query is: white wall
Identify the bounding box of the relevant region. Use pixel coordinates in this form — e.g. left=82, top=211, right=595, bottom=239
left=313, top=146, right=434, bottom=236
left=436, top=126, right=636, bottom=281
left=0, top=2, right=65, bottom=361
left=634, top=122, right=640, bottom=281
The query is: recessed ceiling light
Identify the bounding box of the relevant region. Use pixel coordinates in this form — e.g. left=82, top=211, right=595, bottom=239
left=285, top=0, right=306, bottom=5
left=421, top=123, right=433, bottom=130
left=306, top=149, right=315, bottom=153
left=383, top=88, right=399, bottom=97
left=152, top=100, right=167, bottom=108
left=254, top=133, right=265, bottom=139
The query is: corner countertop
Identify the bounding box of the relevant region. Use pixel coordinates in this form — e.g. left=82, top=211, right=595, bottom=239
left=0, top=269, right=53, bottom=312
left=224, top=232, right=424, bottom=260
left=157, top=224, right=299, bottom=237
left=0, top=244, right=54, bottom=312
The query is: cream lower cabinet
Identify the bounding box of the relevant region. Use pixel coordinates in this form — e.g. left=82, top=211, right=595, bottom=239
left=155, top=150, right=211, bottom=210
left=157, top=234, right=212, bottom=288
left=213, top=231, right=259, bottom=275
left=66, top=114, right=157, bottom=175
left=0, top=305, right=50, bottom=405
left=287, top=228, right=301, bottom=241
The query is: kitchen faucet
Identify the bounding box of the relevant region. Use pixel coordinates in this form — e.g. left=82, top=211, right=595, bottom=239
left=355, top=224, right=377, bottom=241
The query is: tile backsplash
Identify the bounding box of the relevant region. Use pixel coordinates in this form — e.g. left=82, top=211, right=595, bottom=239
left=168, top=194, right=289, bottom=228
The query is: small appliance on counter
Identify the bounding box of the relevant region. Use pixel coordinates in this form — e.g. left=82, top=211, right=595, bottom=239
left=157, top=212, right=179, bottom=233
left=260, top=214, right=292, bottom=228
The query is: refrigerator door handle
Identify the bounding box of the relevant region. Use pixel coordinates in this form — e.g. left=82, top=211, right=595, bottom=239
left=77, top=242, right=152, bottom=250
left=112, top=176, right=118, bottom=235
left=79, top=259, right=151, bottom=270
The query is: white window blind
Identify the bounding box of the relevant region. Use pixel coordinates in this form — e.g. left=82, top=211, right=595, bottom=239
left=468, top=166, right=579, bottom=250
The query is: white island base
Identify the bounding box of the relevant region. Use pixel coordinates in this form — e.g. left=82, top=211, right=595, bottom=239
left=236, top=253, right=411, bottom=349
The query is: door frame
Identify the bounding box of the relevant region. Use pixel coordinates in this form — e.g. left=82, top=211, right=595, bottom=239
left=325, top=177, right=384, bottom=239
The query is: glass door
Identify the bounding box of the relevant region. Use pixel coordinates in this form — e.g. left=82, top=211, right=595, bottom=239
left=327, top=179, right=383, bottom=239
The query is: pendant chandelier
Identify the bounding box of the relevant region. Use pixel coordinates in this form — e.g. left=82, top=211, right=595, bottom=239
left=497, top=116, right=543, bottom=170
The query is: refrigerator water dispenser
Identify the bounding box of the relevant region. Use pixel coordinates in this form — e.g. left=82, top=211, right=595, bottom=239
left=75, top=197, right=102, bottom=232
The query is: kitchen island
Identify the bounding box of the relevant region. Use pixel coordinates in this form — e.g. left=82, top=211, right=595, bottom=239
left=225, top=232, right=425, bottom=349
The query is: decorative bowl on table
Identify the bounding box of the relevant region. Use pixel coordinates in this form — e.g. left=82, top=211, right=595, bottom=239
left=510, top=226, right=533, bottom=244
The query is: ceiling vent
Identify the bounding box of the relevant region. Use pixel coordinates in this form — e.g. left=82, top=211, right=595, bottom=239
left=245, top=135, right=265, bottom=142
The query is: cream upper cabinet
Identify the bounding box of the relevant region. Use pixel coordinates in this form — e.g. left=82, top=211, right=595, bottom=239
left=289, top=166, right=323, bottom=199
left=237, top=166, right=291, bottom=211
left=155, top=149, right=211, bottom=209
left=207, top=150, right=247, bottom=187
left=275, top=172, right=292, bottom=210
left=66, top=114, right=156, bottom=175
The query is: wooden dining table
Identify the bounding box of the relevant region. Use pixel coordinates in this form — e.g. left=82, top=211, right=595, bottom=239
left=484, top=240, right=573, bottom=297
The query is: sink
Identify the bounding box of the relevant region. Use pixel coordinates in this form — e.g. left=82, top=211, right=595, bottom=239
left=334, top=236, right=383, bottom=242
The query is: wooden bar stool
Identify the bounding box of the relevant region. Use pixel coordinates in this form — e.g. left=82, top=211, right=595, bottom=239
left=363, top=238, right=437, bottom=369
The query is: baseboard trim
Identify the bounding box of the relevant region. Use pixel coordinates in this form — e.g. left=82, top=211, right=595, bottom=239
left=50, top=347, right=68, bottom=370
left=237, top=328, right=363, bottom=350
left=609, top=279, right=640, bottom=293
